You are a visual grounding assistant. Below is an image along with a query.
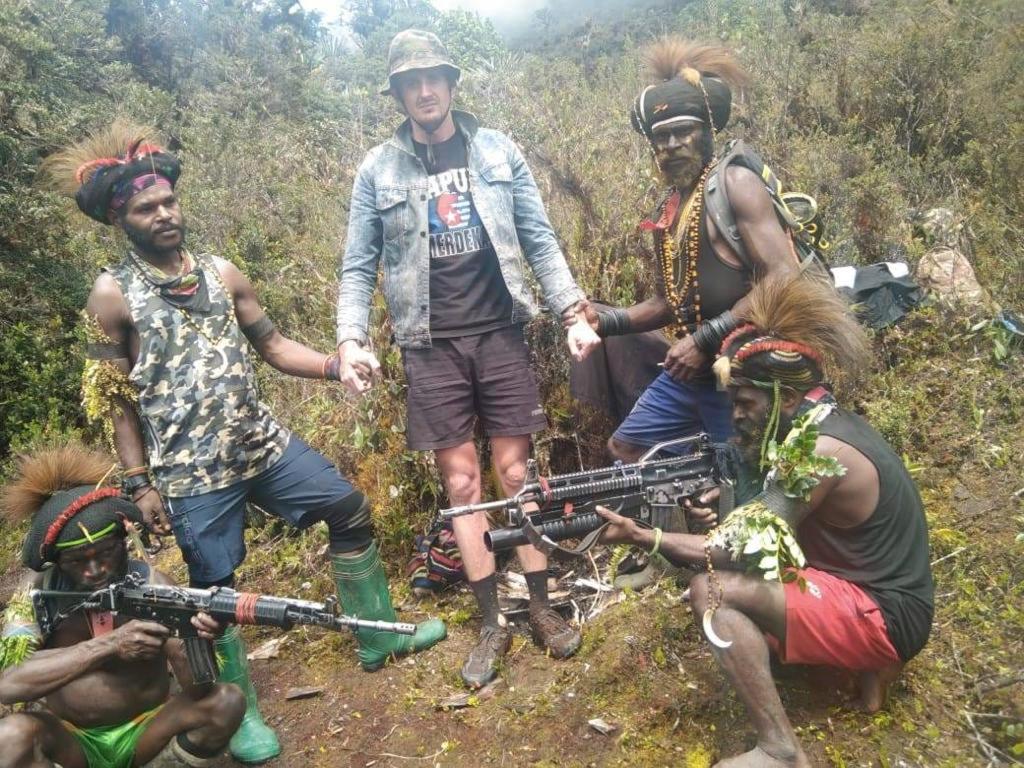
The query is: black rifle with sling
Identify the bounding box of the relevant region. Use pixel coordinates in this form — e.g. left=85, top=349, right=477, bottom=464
left=31, top=573, right=416, bottom=684
left=440, top=434, right=735, bottom=557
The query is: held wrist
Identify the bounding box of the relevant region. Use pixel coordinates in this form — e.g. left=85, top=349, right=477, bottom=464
left=596, top=308, right=632, bottom=338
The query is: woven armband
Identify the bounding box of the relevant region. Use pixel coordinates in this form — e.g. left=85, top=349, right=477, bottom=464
left=692, top=310, right=739, bottom=356
left=241, top=314, right=276, bottom=345
left=757, top=482, right=808, bottom=529
left=596, top=308, right=632, bottom=338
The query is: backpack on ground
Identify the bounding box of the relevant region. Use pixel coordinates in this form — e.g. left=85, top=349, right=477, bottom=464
left=704, top=139, right=830, bottom=275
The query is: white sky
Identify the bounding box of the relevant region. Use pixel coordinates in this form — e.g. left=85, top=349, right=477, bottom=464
left=299, top=0, right=548, bottom=32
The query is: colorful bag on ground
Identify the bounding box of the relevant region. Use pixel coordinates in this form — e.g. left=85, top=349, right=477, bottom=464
left=406, top=522, right=464, bottom=596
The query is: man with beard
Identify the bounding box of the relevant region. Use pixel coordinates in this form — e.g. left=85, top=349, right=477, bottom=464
left=336, top=30, right=601, bottom=688
left=597, top=276, right=934, bottom=767
left=583, top=38, right=799, bottom=462
left=44, top=121, right=446, bottom=763
left=0, top=445, right=245, bottom=768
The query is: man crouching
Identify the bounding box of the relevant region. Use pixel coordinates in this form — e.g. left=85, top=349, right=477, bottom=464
left=598, top=275, right=933, bottom=767
left=0, top=445, right=244, bottom=768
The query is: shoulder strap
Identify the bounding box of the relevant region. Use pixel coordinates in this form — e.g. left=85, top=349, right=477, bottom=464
left=704, top=139, right=763, bottom=272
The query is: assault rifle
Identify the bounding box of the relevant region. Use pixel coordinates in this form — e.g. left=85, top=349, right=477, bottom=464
left=31, top=573, right=416, bottom=684
left=440, top=434, right=734, bottom=556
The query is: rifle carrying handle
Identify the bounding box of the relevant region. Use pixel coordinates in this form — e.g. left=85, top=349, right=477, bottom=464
left=184, top=636, right=218, bottom=685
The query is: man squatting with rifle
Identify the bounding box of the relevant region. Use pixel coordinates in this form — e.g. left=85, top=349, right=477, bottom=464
left=580, top=38, right=798, bottom=461
left=597, top=276, right=934, bottom=767
left=335, top=30, right=602, bottom=688
left=0, top=445, right=245, bottom=767
left=38, top=122, right=446, bottom=763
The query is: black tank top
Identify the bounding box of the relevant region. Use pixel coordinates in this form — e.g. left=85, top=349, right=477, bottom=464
left=799, top=409, right=934, bottom=661
left=695, top=211, right=750, bottom=322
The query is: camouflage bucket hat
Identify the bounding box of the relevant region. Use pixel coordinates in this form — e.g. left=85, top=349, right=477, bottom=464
left=380, top=29, right=461, bottom=95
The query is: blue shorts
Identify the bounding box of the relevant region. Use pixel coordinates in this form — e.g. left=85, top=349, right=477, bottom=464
left=612, top=371, right=735, bottom=452
left=165, top=437, right=355, bottom=583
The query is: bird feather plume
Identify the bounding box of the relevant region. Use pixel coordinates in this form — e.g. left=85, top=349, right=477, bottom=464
left=38, top=118, right=164, bottom=197
left=740, top=273, right=872, bottom=390
left=643, top=36, right=748, bottom=88
left=0, top=445, right=116, bottom=523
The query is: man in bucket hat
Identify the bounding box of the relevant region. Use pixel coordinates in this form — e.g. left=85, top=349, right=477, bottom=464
left=337, top=29, right=601, bottom=688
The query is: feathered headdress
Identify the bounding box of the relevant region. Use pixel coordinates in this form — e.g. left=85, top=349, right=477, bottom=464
left=632, top=37, right=747, bottom=139
left=39, top=118, right=180, bottom=224
left=713, top=274, right=871, bottom=394
left=1, top=444, right=142, bottom=571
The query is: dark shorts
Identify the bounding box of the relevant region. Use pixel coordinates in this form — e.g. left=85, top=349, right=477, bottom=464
left=165, top=436, right=355, bottom=582
left=613, top=370, right=734, bottom=451
left=402, top=325, right=548, bottom=451
left=765, top=567, right=901, bottom=671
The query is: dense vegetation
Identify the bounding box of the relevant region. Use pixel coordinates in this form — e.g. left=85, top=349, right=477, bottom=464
left=1, top=1, right=1022, bottom=763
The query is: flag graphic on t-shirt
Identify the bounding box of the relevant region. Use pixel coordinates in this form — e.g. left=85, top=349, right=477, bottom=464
left=426, top=168, right=490, bottom=259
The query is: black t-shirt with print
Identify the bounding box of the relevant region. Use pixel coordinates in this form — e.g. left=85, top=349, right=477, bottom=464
left=414, top=133, right=513, bottom=337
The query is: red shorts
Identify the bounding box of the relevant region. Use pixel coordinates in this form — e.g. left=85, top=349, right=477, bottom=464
left=766, top=567, right=901, bottom=671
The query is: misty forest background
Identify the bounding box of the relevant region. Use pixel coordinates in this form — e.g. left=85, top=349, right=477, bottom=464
left=1, top=0, right=1023, bottom=764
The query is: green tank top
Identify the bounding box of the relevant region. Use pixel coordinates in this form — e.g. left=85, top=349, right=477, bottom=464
left=107, top=251, right=288, bottom=497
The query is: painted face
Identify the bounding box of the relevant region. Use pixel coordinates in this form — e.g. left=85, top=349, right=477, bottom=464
left=651, top=121, right=707, bottom=188
left=393, top=68, right=454, bottom=134
left=119, top=184, right=185, bottom=256
left=57, top=534, right=129, bottom=591
left=730, top=384, right=796, bottom=467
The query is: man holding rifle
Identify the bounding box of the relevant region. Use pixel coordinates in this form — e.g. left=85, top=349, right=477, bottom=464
left=44, top=120, right=445, bottom=762
left=0, top=445, right=245, bottom=768
left=596, top=276, right=933, bottom=767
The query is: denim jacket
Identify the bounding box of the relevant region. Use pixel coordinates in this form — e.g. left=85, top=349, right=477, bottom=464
left=336, top=110, right=583, bottom=348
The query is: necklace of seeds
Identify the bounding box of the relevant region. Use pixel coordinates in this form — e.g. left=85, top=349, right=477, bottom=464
left=659, top=164, right=712, bottom=339
left=131, top=250, right=236, bottom=347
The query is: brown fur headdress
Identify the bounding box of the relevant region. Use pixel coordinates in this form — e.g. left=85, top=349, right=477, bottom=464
left=714, top=274, right=871, bottom=393
left=39, top=118, right=180, bottom=224
left=1, top=444, right=142, bottom=571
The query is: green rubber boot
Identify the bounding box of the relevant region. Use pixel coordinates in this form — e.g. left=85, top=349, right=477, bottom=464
left=216, top=626, right=281, bottom=764
left=332, top=542, right=447, bottom=671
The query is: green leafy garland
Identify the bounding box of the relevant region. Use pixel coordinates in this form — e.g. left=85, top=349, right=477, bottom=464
left=706, top=403, right=844, bottom=582
left=0, top=591, right=41, bottom=671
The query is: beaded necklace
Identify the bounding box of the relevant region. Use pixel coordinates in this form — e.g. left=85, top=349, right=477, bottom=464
left=657, top=164, right=712, bottom=339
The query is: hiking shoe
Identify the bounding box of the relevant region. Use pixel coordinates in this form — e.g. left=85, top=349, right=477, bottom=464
left=460, top=625, right=512, bottom=688
left=529, top=606, right=581, bottom=659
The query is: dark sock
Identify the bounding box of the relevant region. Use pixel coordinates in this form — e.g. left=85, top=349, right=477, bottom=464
left=525, top=570, right=549, bottom=609
left=176, top=732, right=222, bottom=759
left=468, top=574, right=501, bottom=629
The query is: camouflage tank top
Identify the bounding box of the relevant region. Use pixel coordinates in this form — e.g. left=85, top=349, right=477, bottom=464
left=108, top=251, right=288, bottom=497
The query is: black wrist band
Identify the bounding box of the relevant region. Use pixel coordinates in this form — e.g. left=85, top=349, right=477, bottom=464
left=694, top=310, right=739, bottom=355
left=596, top=308, right=632, bottom=338
left=122, top=472, right=152, bottom=496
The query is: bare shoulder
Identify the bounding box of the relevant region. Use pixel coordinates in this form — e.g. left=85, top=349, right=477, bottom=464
left=723, top=164, right=771, bottom=211
left=86, top=272, right=129, bottom=326
left=88, top=272, right=125, bottom=304
left=209, top=255, right=250, bottom=292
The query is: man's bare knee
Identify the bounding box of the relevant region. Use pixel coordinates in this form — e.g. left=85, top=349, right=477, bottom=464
left=443, top=469, right=480, bottom=503
left=0, top=714, right=44, bottom=767
left=495, top=461, right=526, bottom=490
left=607, top=436, right=642, bottom=462
left=202, top=683, right=245, bottom=731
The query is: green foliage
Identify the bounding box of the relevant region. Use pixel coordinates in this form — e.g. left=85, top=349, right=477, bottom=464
left=765, top=407, right=846, bottom=500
